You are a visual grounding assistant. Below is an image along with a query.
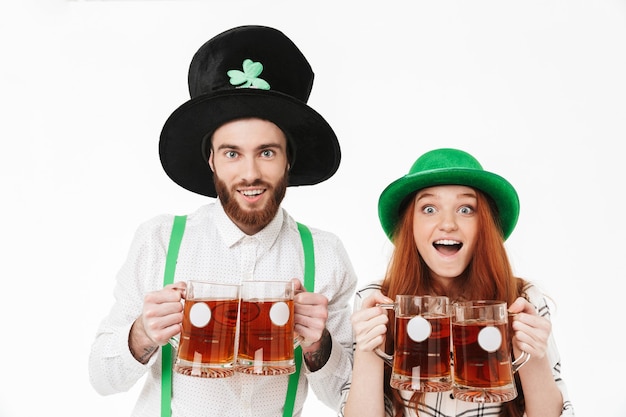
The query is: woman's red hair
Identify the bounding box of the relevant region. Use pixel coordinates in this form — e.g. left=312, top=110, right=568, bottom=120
left=380, top=190, right=526, bottom=417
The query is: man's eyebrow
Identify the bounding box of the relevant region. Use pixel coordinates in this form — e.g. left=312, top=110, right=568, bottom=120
left=215, top=143, right=241, bottom=151
left=213, top=141, right=285, bottom=154
left=256, top=142, right=284, bottom=150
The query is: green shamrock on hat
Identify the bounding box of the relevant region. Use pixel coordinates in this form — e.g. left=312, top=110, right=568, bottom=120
left=227, top=59, right=270, bottom=90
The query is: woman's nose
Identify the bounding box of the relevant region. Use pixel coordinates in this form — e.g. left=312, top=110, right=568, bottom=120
left=438, top=212, right=458, bottom=232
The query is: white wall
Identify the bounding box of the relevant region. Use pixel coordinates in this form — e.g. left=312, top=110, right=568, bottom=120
left=1, top=0, right=624, bottom=416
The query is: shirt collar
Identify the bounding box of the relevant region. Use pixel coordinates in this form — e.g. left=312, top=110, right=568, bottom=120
left=214, top=199, right=284, bottom=251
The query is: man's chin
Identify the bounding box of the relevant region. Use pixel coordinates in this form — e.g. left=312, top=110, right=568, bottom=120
left=214, top=175, right=287, bottom=229
left=238, top=207, right=264, bottom=216
left=224, top=199, right=278, bottom=228
left=235, top=203, right=269, bottom=216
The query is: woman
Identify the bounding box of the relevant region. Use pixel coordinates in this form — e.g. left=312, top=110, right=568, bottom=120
left=341, top=148, right=574, bottom=417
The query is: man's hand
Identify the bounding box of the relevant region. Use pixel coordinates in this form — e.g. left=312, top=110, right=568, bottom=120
left=292, top=278, right=331, bottom=371
left=129, top=281, right=185, bottom=363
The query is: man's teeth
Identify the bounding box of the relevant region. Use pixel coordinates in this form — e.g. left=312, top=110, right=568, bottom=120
left=435, top=239, right=460, bottom=245
left=241, top=189, right=263, bottom=196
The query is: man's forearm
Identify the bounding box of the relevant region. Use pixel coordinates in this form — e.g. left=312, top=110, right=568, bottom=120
left=129, top=317, right=159, bottom=364
left=302, top=328, right=332, bottom=372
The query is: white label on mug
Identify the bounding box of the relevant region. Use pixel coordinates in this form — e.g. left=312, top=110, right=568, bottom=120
left=190, top=302, right=211, bottom=328
left=269, top=301, right=290, bottom=326
left=478, top=326, right=502, bottom=352
left=407, top=316, right=432, bottom=342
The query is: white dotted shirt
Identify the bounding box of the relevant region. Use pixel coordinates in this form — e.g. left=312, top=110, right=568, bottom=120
left=89, top=200, right=357, bottom=417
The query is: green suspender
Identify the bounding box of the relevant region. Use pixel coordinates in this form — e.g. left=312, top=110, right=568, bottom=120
left=161, top=215, right=187, bottom=417
left=283, top=222, right=315, bottom=417
left=161, top=217, right=315, bottom=417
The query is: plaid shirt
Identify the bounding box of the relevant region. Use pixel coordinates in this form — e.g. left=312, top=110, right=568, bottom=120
left=339, top=281, right=575, bottom=417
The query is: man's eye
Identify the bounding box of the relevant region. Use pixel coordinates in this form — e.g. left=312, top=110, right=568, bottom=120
left=261, top=149, right=275, bottom=157
left=225, top=151, right=237, bottom=159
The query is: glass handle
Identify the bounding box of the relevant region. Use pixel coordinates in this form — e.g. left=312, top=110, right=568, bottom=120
left=168, top=336, right=179, bottom=350
left=512, top=350, right=531, bottom=373
left=372, top=303, right=395, bottom=366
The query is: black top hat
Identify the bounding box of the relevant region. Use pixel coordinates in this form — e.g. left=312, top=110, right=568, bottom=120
left=159, top=25, right=341, bottom=197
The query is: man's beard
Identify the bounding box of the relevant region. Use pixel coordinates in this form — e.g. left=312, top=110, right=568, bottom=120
left=214, top=172, right=288, bottom=231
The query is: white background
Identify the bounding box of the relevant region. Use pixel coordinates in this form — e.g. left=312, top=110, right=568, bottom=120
left=1, top=1, right=625, bottom=416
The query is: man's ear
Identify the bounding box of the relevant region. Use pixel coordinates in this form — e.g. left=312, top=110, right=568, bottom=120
left=208, top=150, right=215, bottom=172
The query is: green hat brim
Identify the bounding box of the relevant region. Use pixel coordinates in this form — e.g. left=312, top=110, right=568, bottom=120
left=378, top=167, right=519, bottom=241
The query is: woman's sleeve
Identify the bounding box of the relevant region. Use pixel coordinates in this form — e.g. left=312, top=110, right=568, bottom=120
left=524, top=283, right=576, bottom=416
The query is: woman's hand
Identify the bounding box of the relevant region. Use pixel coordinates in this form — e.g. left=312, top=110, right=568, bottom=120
left=351, top=291, right=393, bottom=353
left=508, top=296, right=551, bottom=360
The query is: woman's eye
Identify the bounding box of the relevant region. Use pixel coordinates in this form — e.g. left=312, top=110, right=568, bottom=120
left=459, top=206, right=474, bottom=215
left=423, top=205, right=436, bottom=214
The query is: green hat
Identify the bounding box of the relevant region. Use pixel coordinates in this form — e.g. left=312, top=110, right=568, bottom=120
left=378, top=148, right=519, bottom=240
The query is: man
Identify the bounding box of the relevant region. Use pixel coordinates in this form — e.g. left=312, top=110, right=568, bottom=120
left=89, top=25, right=357, bottom=417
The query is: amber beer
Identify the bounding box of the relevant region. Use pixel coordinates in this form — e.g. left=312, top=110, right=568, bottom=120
left=452, top=300, right=530, bottom=403
left=376, top=295, right=451, bottom=392
left=171, top=281, right=241, bottom=378
left=392, top=315, right=451, bottom=390
left=452, top=321, right=512, bottom=388
left=174, top=298, right=239, bottom=378
left=237, top=280, right=299, bottom=376
left=177, top=299, right=239, bottom=362
left=237, top=299, right=297, bottom=375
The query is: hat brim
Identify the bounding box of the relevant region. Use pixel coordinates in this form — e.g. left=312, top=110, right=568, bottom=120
left=378, top=168, right=519, bottom=240
left=159, top=89, right=340, bottom=197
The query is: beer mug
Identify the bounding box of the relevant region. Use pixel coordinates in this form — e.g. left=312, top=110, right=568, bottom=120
left=452, top=300, right=531, bottom=402
left=236, top=280, right=301, bottom=376
left=375, top=295, right=452, bottom=392
left=170, top=281, right=240, bottom=378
